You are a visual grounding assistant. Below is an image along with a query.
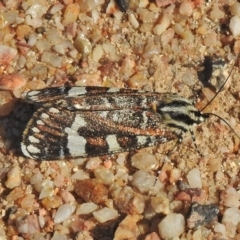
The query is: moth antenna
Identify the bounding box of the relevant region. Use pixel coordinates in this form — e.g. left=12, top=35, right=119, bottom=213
left=207, top=112, right=240, bottom=140
left=201, top=54, right=238, bottom=112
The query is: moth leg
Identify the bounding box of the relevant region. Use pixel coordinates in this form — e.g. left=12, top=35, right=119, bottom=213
left=189, top=129, right=203, bottom=158
left=160, top=131, right=183, bottom=160
left=155, top=132, right=183, bottom=182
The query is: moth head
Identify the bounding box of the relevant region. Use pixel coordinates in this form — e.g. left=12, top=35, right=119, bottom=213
left=154, top=93, right=209, bottom=133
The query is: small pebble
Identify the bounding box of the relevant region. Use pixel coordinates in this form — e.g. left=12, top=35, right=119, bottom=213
left=128, top=13, right=139, bottom=29
left=41, top=195, right=63, bottom=210
left=16, top=24, right=32, bottom=39
left=85, top=157, right=101, bottom=170
left=0, top=44, right=17, bottom=65
left=158, top=213, right=185, bottom=238
left=103, top=159, right=112, bottom=169
left=131, top=152, right=158, bottom=170
left=30, top=172, right=43, bottom=185
left=39, top=180, right=54, bottom=199
left=77, top=0, right=105, bottom=12
left=186, top=168, right=202, bottom=188
left=59, top=190, right=75, bottom=203
left=5, top=166, right=21, bottom=189
left=0, top=74, right=26, bottom=91
left=26, top=4, right=47, bottom=18
left=17, top=214, right=40, bottom=235
left=161, top=28, right=174, bottom=45
left=114, top=215, right=142, bottom=239
left=54, top=204, right=76, bottom=224
left=132, top=170, right=156, bottom=194
left=41, top=52, right=63, bottom=67
left=151, top=195, right=170, bottom=215
left=230, top=2, right=240, bottom=17
left=20, top=194, right=36, bottom=212
left=169, top=168, right=181, bottom=183
left=229, top=16, right=240, bottom=37
left=49, top=4, right=64, bottom=15
left=74, top=179, right=108, bottom=204
left=71, top=170, right=89, bottom=180
left=153, top=14, right=171, bottom=36
left=74, top=34, right=92, bottom=58
left=113, top=186, right=145, bottom=214
left=203, top=31, right=217, bottom=46
left=76, top=203, right=98, bottom=215
left=62, top=3, right=80, bottom=26
left=153, top=5, right=174, bottom=36
left=94, top=166, right=115, bottom=185
left=214, top=222, right=226, bottom=236
left=93, top=207, right=118, bottom=223
left=209, top=6, right=224, bottom=20
left=187, top=202, right=219, bottom=229
left=220, top=186, right=240, bottom=208
left=6, top=187, right=25, bottom=202
left=179, top=1, right=193, bottom=17
left=222, top=207, right=240, bottom=226
left=0, top=228, right=7, bottom=239
left=92, top=44, right=104, bottom=63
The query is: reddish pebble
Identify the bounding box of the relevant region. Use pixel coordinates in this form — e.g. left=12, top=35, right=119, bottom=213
left=75, top=179, right=108, bottom=204
left=158, top=170, right=168, bottom=182
left=59, top=190, right=75, bottom=203
left=0, top=73, right=26, bottom=90
left=0, top=45, right=17, bottom=65
left=175, top=192, right=191, bottom=202
left=104, top=160, right=112, bottom=169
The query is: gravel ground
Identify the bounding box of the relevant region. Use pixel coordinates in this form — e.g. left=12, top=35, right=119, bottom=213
left=0, top=0, right=240, bottom=239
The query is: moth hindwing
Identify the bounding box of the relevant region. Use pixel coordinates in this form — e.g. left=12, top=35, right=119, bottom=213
left=21, top=86, right=208, bottom=160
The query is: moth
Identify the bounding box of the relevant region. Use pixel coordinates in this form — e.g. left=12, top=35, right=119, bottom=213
left=21, top=86, right=209, bottom=160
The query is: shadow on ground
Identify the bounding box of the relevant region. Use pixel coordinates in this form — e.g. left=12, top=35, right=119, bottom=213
left=0, top=101, right=36, bottom=157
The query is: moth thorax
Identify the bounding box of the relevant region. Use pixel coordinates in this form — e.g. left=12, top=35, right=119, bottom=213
left=155, top=95, right=209, bottom=132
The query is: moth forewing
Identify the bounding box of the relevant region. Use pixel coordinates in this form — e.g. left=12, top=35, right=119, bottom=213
left=21, top=105, right=179, bottom=160
left=23, top=86, right=142, bottom=104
